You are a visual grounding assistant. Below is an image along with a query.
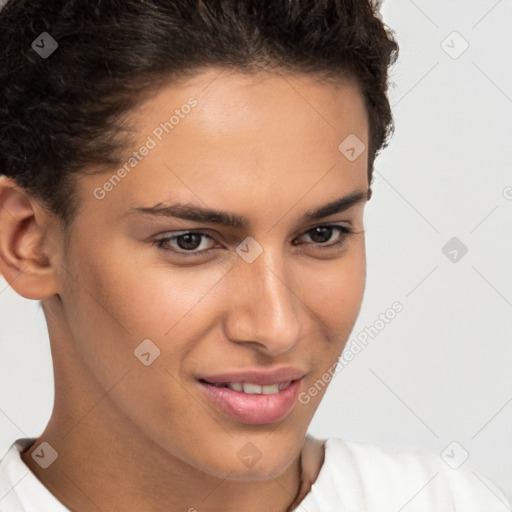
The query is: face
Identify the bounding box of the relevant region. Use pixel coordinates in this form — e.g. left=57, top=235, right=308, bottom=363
left=45, top=69, right=369, bottom=479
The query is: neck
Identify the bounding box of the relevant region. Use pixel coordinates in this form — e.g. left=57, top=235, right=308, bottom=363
left=21, top=404, right=306, bottom=512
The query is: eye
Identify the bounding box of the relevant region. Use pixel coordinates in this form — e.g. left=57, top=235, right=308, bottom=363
left=294, top=224, right=353, bottom=249
left=153, top=231, right=217, bottom=257
left=152, top=224, right=354, bottom=258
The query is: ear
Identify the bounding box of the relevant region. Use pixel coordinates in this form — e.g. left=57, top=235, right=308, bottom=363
left=0, top=176, right=59, bottom=300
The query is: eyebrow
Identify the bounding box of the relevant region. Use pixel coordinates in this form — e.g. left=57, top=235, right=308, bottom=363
left=125, top=188, right=371, bottom=230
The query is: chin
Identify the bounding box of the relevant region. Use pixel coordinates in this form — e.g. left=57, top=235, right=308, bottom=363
left=221, top=458, right=296, bottom=482
left=198, top=441, right=299, bottom=482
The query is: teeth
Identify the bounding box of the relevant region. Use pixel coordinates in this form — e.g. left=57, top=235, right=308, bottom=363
left=261, top=384, right=280, bottom=394
left=219, top=381, right=292, bottom=394
left=243, top=382, right=262, bottom=394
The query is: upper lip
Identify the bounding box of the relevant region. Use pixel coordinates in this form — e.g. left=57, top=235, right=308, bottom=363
left=198, top=367, right=307, bottom=386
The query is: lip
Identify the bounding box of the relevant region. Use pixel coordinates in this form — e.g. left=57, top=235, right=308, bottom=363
left=196, top=367, right=307, bottom=425
left=198, top=367, right=307, bottom=386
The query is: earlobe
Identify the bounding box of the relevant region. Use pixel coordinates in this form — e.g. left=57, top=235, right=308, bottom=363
left=0, top=176, right=59, bottom=300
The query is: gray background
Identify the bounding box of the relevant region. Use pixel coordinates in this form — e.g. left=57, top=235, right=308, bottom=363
left=1, top=0, right=512, bottom=503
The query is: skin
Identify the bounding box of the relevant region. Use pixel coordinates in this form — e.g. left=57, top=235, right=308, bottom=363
left=0, top=68, right=370, bottom=512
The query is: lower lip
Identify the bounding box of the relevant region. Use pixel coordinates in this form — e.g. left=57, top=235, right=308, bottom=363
left=198, top=379, right=302, bottom=425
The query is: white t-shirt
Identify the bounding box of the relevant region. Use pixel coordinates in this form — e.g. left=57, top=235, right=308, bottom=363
left=0, top=437, right=509, bottom=512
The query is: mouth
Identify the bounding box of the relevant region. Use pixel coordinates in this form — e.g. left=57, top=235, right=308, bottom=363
left=199, top=380, right=294, bottom=395
left=197, top=373, right=305, bottom=425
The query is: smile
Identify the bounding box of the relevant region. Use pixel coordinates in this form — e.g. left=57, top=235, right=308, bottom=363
left=207, top=381, right=293, bottom=394
left=197, top=377, right=304, bottom=425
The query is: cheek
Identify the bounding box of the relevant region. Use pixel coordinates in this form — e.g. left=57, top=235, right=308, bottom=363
left=298, top=241, right=366, bottom=382
left=306, top=241, right=366, bottom=328
left=58, top=241, right=227, bottom=445
left=64, top=236, right=227, bottom=337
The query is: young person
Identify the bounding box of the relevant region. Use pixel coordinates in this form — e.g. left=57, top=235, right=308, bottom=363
left=0, top=1, right=509, bottom=510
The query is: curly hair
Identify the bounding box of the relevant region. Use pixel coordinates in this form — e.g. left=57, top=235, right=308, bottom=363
left=0, top=0, right=398, bottom=228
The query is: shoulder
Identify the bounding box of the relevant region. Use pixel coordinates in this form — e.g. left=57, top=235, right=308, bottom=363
left=0, top=438, right=69, bottom=512
left=298, top=437, right=510, bottom=512
left=0, top=438, right=33, bottom=511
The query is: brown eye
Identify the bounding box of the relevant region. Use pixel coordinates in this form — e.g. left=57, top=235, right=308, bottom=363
left=153, top=231, right=216, bottom=256
left=295, top=225, right=353, bottom=248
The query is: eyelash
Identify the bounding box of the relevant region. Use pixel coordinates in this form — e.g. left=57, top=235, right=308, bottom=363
left=152, top=224, right=354, bottom=258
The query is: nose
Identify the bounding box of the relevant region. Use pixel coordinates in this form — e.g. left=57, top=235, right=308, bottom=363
left=222, top=247, right=303, bottom=356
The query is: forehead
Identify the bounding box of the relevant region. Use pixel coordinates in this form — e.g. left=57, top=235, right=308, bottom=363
left=130, top=68, right=368, bottom=152
left=83, top=68, right=369, bottom=217
left=143, top=68, right=365, bottom=126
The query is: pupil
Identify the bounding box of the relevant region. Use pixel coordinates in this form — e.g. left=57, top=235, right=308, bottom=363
left=310, top=226, right=332, bottom=243
left=178, top=233, right=202, bottom=250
